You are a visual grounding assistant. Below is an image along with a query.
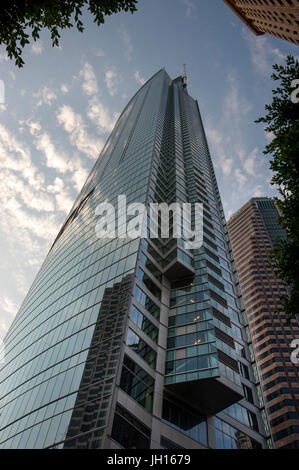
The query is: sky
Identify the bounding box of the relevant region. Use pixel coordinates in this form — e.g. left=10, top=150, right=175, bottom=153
left=0, top=0, right=298, bottom=340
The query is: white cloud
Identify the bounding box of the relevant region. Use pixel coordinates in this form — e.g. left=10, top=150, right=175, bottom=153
left=0, top=121, right=91, bottom=339
left=47, top=177, right=74, bottom=212
left=134, top=70, right=146, bottom=86
left=252, top=185, right=264, bottom=197
left=2, top=295, right=18, bottom=317
left=105, top=69, right=118, bottom=96
left=0, top=124, right=43, bottom=189
left=26, top=120, right=42, bottom=136
left=242, top=27, right=286, bottom=76
left=31, top=41, right=44, bottom=55
left=0, top=125, right=63, bottom=279
left=206, top=70, right=260, bottom=187
left=61, top=83, right=69, bottom=94
left=87, top=96, right=119, bottom=134
left=224, top=72, right=252, bottom=122
left=182, top=0, right=197, bottom=19
left=32, top=124, right=89, bottom=192
left=93, top=49, right=105, bottom=57
left=119, top=26, right=133, bottom=62
left=244, top=147, right=259, bottom=176
left=33, top=86, right=57, bottom=106
left=70, top=160, right=89, bottom=193
left=80, top=62, right=98, bottom=96
left=205, top=126, right=232, bottom=176
left=35, top=132, right=72, bottom=174
left=264, top=130, right=275, bottom=142
left=0, top=295, right=18, bottom=341
left=234, top=168, right=247, bottom=186
left=0, top=51, right=9, bottom=62
left=57, top=104, right=103, bottom=159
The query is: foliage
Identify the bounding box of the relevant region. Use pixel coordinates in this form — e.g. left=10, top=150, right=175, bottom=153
left=0, top=0, right=138, bottom=67
left=256, top=55, right=299, bottom=319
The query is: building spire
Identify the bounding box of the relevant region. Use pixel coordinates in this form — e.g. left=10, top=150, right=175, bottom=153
left=182, top=64, right=187, bottom=88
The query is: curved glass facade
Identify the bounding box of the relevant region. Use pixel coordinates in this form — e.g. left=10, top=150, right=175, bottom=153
left=0, top=70, right=268, bottom=449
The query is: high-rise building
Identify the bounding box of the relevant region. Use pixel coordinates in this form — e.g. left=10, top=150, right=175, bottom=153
left=0, top=70, right=268, bottom=449
left=223, top=0, right=299, bottom=46
left=227, top=197, right=299, bottom=449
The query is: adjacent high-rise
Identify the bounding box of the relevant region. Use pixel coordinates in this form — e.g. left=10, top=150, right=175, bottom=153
left=0, top=70, right=269, bottom=449
left=228, top=198, right=299, bottom=449
left=223, top=0, right=299, bottom=46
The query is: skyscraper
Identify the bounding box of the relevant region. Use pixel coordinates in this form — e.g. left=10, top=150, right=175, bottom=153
left=0, top=70, right=268, bottom=449
left=223, top=0, right=299, bottom=46
left=228, top=197, right=299, bottom=449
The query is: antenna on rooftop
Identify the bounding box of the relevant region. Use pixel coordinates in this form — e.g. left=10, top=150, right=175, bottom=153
left=182, top=64, right=187, bottom=88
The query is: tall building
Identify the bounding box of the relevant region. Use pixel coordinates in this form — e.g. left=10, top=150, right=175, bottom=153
left=223, top=0, right=299, bottom=46
left=0, top=70, right=268, bottom=449
left=227, top=197, right=299, bottom=449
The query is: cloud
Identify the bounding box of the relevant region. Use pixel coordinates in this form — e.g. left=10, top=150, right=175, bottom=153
left=0, top=124, right=43, bottom=189
left=31, top=121, right=89, bottom=193
left=24, top=120, right=42, bottom=136
left=206, top=70, right=256, bottom=182
left=80, top=62, right=98, bottom=96
left=0, top=51, right=9, bottom=62
left=2, top=170, right=54, bottom=212
left=0, top=295, right=18, bottom=341
left=31, top=40, right=44, bottom=55
left=264, top=130, right=275, bottom=142
left=93, top=49, right=105, bottom=57
left=182, top=0, right=197, bottom=19
left=134, top=70, right=146, bottom=86
left=61, top=84, right=69, bottom=94
left=242, top=27, right=286, bottom=76
left=119, top=25, right=133, bottom=62
left=33, top=86, right=57, bottom=106
left=0, top=119, right=91, bottom=339
left=234, top=168, right=247, bottom=186
left=205, top=126, right=232, bottom=176
left=105, top=68, right=118, bottom=96
left=252, top=185, right=264, bottom=197
left=224, top=72, right=252, bottom=122
left=0, top=125, right=64, bottom=274
left=47, top=177, right=75, bottom=212
left=244, top=147, right=259, bottom=176
left=56, top=104, right=103, bottom=158
left=87, top=96, right=119, bottom=134
left=35, top=132, right=72, bottom=174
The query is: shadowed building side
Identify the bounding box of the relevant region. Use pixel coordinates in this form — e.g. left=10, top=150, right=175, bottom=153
left=223, top=0, right=299, bottom=46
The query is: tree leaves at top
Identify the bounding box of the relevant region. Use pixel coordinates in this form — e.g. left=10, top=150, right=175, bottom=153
left=256, top=55, right=299, bottom=320
left=0, top=0, right=138, bottom=67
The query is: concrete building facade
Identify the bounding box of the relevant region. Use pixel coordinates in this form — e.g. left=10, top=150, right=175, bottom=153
left=223, top=0, right=299, bottom=46
left=228, top=197, right=299, bottom=449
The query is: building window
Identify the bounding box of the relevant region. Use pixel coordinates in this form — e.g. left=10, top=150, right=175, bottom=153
left=130, top=305, right=159, bottom=343
left=119, top=355, right=155, bottom=413
left=126, top=328, right=157, bottom=368
left=111, top=405, right=151, bottom=449
left=162, top=397, right=207, bottom=446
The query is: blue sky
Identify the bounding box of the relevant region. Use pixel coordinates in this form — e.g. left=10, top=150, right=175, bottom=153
left=0, top=0, right=298, bottom=339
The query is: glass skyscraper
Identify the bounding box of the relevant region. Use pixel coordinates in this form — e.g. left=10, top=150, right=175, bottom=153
left=0, top=69, right=269, bottom=449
